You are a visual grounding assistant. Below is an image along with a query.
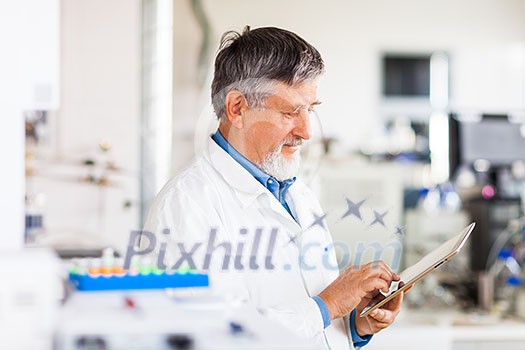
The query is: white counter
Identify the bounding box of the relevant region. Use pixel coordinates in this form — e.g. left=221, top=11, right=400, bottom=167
left=367, top=308, right=525, bottom=350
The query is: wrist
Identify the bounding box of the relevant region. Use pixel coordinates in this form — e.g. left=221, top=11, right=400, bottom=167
left=317, top=292, right=335, bottom=320
left=355, top=316, right=368, bottom=338
left=351, top=309, right=373, bottom=344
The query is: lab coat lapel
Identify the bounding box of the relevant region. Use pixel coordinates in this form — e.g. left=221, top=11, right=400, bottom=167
left=206, top=138, right=302, bottom=234
left=260, top=191, right=302, bottom=230
left=287, top=181, right=331, bottom=295
left=286, top=183, right=315, bottom=230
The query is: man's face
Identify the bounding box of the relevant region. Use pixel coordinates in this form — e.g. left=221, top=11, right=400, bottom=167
left=241, top=80, right=320, bottom=179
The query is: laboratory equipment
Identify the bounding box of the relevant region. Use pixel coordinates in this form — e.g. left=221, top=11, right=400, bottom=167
left=383, top=55, right=431, bottom=97
left=449, top=114, right=525, bottom=172
left=489, top=248, right=522, bottom=316
left=474, top=218, right=525, bottom=311
left=25, top=192, right=47, bottom=244
left=69, top=265, right=208, bottom=291
left=67, top=254, right=209, bottom=291
left=516, top=284, right=525, bottom=319
left=55, top=291, right=321, bottom=350
left=449, top=113, right=525, bottom=306
left=466, top=197, right=522, bottom=271
left=449, top=113, right=525, bottom=199
left=0, top=248, right=62, bottom=350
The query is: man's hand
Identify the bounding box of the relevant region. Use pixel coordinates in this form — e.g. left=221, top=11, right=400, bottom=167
left=354, top=291, right=404, bottom=336
left=318, top=261, right=399, bottom=320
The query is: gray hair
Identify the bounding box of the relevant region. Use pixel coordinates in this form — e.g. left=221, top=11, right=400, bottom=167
left=211, top=26, right=325, bottom=120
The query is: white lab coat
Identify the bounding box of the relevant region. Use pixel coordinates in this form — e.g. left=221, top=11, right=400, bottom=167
left=145, top=138, right=354, bottom=350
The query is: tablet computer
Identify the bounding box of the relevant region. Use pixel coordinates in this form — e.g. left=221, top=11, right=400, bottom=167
left=360, top=222, right=476, bottom=318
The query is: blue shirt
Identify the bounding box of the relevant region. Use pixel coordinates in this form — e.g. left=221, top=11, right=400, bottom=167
left=211, top=131, right=371, bottom=347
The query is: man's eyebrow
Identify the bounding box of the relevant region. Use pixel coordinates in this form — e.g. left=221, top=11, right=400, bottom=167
left=294, top=100, right=322, bottom=108
left=288, top=100, right=322, bottom=112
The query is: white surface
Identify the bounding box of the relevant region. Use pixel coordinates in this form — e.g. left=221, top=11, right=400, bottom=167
left=0, top=0, right=59, bottom=249
left=34, top=0, right=141, bottom=251
left=19, top=0, right=60, bottom=110
left=367, top=308, right=525, bottom=350
left=0, top=248, right=62, bottom=350
left=0, top=107, right=24, bottom=250
left=56, top=291, right=322, bottom=350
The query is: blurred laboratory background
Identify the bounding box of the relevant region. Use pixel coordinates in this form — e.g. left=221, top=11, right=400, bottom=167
left=2, top=0, right=525, bottom=349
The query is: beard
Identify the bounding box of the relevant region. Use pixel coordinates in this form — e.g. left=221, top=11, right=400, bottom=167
left=258, top=137, right=303, bottom=182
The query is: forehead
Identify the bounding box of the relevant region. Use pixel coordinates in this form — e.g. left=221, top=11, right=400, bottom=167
left=270, top=80, right=319, bottom=107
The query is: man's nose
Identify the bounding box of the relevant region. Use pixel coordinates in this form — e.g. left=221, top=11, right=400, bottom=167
left=293, top=110, right=313, bottom=141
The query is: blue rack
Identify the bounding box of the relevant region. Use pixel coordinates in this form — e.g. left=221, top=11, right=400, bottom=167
left=69, top=272, right=209, bottom=291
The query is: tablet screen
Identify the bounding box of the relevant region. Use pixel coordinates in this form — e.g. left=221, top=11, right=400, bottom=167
left=360, top=223, right=475, bottom=317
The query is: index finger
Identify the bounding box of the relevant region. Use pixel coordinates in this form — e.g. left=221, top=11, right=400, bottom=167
left=368, top=261, right=400, bottom=281
left=366, top=264, right=398, bottom=287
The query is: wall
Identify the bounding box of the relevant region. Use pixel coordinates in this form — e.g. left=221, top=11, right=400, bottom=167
left=0, top=0, right=60, bottom=249
left=32, top=0, right=142, bottom=252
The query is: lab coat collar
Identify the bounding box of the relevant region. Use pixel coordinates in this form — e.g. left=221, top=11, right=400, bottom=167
left=205, top=138, right=303, bottom=228
left=206, top=137, right=270, bottom=207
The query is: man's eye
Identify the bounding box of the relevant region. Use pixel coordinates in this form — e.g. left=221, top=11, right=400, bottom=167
left=281, top=107, right=314, bottom=119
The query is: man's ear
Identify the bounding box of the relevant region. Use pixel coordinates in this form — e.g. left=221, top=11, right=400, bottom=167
left=225, top=90, right=247, bottom=129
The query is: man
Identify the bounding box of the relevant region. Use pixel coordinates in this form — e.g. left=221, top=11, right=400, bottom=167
left=145, top=26, right=403, bottom=349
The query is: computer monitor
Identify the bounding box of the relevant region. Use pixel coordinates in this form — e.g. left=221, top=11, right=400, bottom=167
left=449, top=113, right=525, bottom=178
left=449, top=113, right=525, bottom=273
left=383, top=55, right=431, bottom=97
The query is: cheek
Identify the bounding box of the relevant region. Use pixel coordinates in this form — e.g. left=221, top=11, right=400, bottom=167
left=247, top=120, right=287, bottom=148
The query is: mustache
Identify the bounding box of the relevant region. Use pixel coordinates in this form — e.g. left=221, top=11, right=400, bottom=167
left=281, top=137, right=304, bottom=147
